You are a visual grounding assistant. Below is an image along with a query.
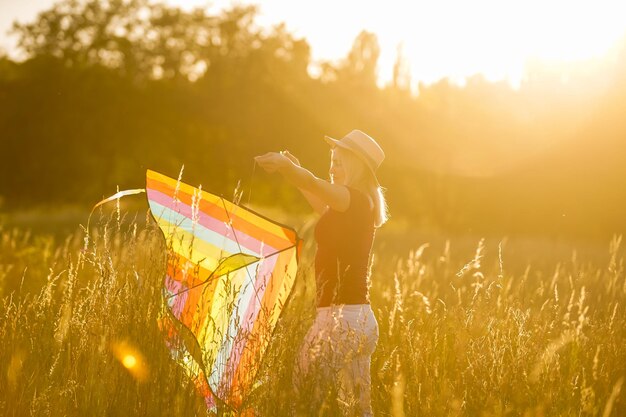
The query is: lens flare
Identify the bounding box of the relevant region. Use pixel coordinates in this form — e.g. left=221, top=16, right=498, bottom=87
left=122, top=354, right=137, bottom=369
left=111, top=340, right=148, bottom=382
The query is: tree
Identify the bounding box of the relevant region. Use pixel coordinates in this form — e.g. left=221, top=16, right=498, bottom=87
left=11, top=0, right=222, bottom=81
left=338, top=30, right=380, bottom=89
left=392, top=42, right=411, bottom=92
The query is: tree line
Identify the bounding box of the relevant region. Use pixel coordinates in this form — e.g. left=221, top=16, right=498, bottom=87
left=1, top=0, right=626, bottom=239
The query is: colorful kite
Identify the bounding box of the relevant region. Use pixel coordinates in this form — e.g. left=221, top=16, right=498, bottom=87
left=146, top=169, right=301, bottom=413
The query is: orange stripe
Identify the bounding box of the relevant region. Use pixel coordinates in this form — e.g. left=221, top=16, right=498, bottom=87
left=147, top=177, right=295, bottom=251
left=149, top=176, right=295, bottom=251
left=166, top=258, right=209, bottom=288
left=191, top=280, right=219, bottom=342
left=165, top=254, right=221, bottom=331
left=179, top=265, right=220, bottom=331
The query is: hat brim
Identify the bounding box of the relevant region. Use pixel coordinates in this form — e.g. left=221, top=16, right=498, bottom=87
left=324, top=136, right=361, bottom=156
left=323, top=135, right=380, bottom=184
left=324, top=135, right=345, bottom=149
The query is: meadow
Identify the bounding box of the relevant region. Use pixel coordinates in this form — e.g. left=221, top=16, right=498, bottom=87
left=2, top=1, right=626, bottom=415
left=0, top=204, right=624, bottom=417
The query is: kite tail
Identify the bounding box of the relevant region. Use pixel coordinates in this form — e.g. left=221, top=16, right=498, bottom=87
left=85, top=188, right=146, bottom=236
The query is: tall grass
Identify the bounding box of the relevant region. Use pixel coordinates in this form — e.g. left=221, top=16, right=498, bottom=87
left=0, top=212, right=624, bottom=416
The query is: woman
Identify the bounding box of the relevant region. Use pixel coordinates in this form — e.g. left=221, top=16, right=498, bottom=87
left=255, top=129, right=388, bottom=416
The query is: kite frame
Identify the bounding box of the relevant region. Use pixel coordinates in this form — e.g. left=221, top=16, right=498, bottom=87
left=146, top=170, right=302, bottom=413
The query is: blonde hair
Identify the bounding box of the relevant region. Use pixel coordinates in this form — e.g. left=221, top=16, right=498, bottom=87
left=335, top=148, right=389, bottom=228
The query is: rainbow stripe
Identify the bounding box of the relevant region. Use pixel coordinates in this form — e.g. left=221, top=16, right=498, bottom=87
left=146, top=170, right=300, bottom=411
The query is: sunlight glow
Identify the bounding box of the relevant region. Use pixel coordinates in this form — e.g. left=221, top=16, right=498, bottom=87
left=1, top=0, right=623, bottom=88
left=163, top=0, right=626, bottom=88
left=111, top=340, right=149, bottom=382
left=122, top=354, right=138, bottom=369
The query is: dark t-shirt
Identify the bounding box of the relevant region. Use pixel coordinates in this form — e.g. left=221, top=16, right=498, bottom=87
left=314, top=187, right=375, bottom=307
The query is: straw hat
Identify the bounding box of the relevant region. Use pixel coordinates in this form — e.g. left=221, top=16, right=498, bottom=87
left=324, top=130, right=385, bottom=174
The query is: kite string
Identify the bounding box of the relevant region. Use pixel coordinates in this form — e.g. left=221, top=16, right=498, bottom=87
left=247, top=161, right=256, bottom=207
left=247, top=159, right=257, bottom=207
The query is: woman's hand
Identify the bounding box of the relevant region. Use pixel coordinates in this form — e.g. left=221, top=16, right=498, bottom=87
left=255, top=150, right=349, bottom=212
left=254, top=152, right=292, bottom=173
left=280, top=150, right=300, bottom=166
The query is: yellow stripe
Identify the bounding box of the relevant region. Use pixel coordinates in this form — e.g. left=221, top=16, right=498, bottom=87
left=267, top=253, right=298, bottom=325
left=155, top=215, right=231, bottom=272
left=201, top=268, right=250, bottom=368
left=148, top=169, right=294, bottom=242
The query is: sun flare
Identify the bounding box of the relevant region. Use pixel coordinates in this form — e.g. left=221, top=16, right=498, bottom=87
left=162, top=0, right=626, bottom=87
left=111, top=341, right=149, bottom=382
left=122, top=354, right=138, bottom=369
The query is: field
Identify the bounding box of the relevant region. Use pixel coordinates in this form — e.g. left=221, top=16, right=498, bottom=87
left=0, top=206, right=624, bottom=417
left=3, top=0, right=626, bottom=415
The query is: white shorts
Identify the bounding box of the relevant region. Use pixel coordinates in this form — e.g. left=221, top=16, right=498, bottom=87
left=296, top=304, right=379, bottom=416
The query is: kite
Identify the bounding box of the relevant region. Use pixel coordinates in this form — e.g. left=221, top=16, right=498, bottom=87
left=145, top=169, right=301, bottom=413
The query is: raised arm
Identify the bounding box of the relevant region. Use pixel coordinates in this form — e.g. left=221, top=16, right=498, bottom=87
left=277, top=151, right=328, bottom=214
left=254, top=151, right=350, bottom=213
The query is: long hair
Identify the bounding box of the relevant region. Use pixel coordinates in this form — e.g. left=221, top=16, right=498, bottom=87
left=336, top=148, right=389, bottom=228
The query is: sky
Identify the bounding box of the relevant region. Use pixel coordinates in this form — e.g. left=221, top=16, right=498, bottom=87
left=1, top=0, right=625, bottom=88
